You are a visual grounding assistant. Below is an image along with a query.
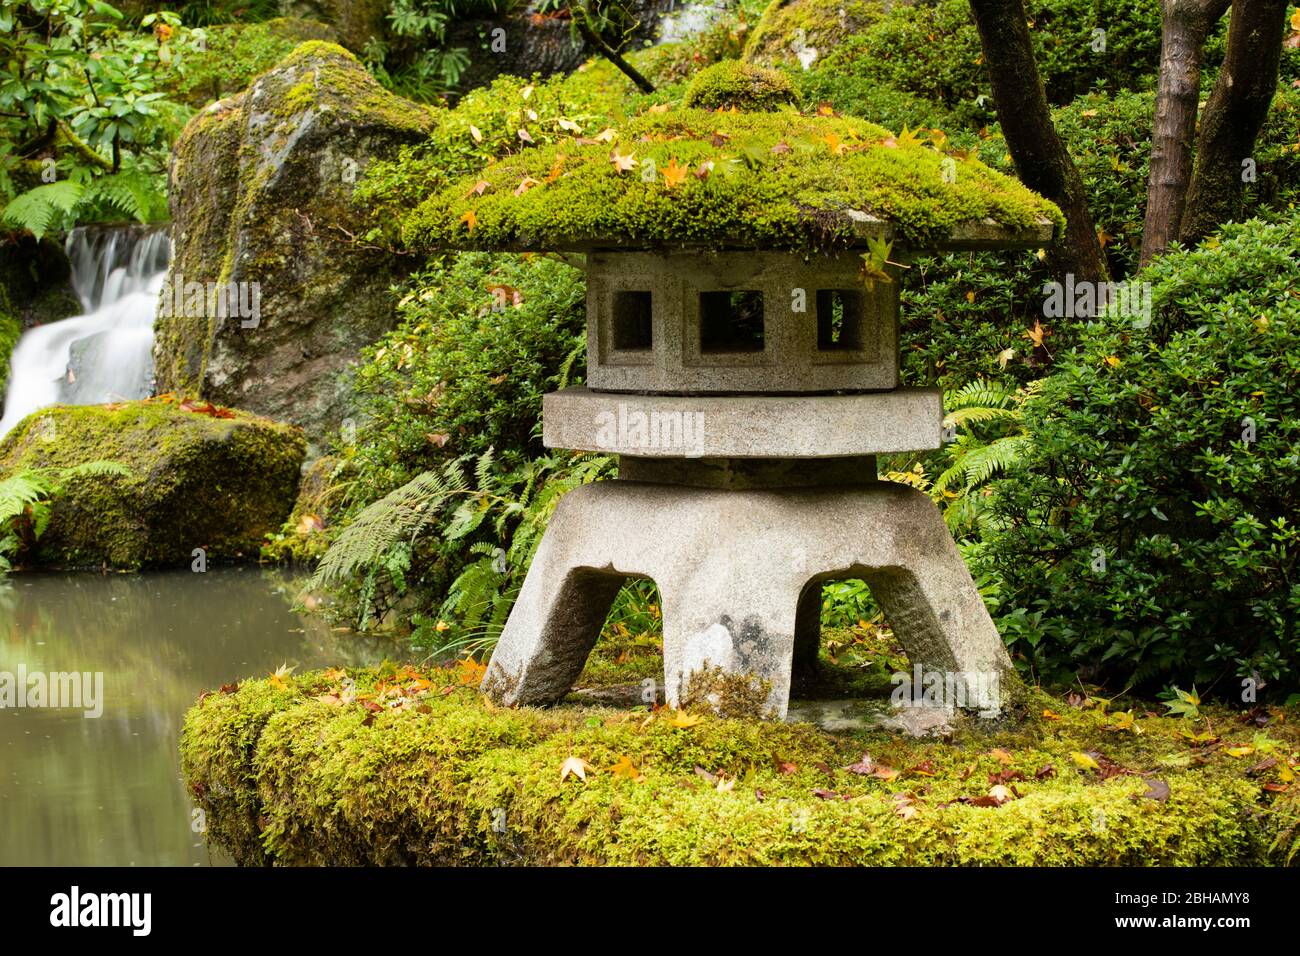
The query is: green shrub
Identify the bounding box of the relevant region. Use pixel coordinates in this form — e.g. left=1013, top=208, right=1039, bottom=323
left=173, top=17, right=337, bottom=106
left=681, top=60, right=796, bottom=111
left=312, top=251, right=587, bottom=627
left=801, top=0, right=1162, bottom=130
left=791, top=72, right=961, bottom=133
left=976, top=217, right=1300, bottom=695
left=347, top=252, right=585, bottom=498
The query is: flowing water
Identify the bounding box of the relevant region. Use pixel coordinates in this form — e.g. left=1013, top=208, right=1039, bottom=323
left=0, top=568, right=401, bottom=866
left=0, top=223, right=170, bottom=436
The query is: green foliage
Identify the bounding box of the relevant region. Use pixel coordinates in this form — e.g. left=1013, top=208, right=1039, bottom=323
left=786, top=0, right=1162, bottom=130
left=422, top=452, right=615, bottom=655
left=976, top=217, right=1300, bottom=695
left=0, top=461, right=129, bottom=572
left=1, top=167, right=167, bottom=238
left=931, top=379, right=1033, bottom=535
left=347, top=252, right=586, bottom=495
left=312, top=251, right=587, bottom=628
left=681, top=60, right=795, bottom=112
left=363, top=0, right=510, bottom=100
left=0, top=1, right=197, bottom=235
left=172, top=17, right=337, bottom=106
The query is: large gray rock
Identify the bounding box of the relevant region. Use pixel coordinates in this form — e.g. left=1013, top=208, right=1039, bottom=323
left=152, top=42, right=438, bottom=446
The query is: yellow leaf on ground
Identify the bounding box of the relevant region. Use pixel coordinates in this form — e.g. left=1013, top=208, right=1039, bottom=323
left=609, top=756, right=645, bottom=782
left=560, top=756, right=596, bottom=782
left=455, top=657, right=486, bottom=686
left=268, top=663, right=295, bottom=690
left=661, top=159, right=688, bottom=188
left=459, top=210, right=477, bottom=232
left=610, top=150, right=637, bottom=173
left=1071, top=751, right=1100, bottom=771
left=668, top=710, right=702, bottom=728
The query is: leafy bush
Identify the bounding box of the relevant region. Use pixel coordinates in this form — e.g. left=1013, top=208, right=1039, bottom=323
left=976, top=217, right=1300, bottom=695
left=805, top=0, right=1162, bottom=129
left=312, top=251, right=587, bottom=629
left=0, top=2, right=197, bottom=235
left=173, top=17, right=336, bottom=106
left=346, top=252, right=585, bottom=499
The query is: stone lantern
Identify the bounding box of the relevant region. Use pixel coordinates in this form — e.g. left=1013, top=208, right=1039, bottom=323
left=411, top=80, right=1061, bottom=718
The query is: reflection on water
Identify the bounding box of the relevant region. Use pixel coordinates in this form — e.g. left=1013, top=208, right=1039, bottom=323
left=0, top=567, right=401, bottom=866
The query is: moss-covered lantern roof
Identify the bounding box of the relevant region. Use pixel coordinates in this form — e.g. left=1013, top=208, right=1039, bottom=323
left=406, top=101, right=1064, bottom=255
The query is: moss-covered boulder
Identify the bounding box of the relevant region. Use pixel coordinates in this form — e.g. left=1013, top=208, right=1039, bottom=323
left=744, top=0, right=883, bottom=69
left=277, top=0, right=387, bottom=53
left=0, top=399, right=306, bottom=569
left=682, top=60, right=797, bottom=112
left=153, top=42, right=439, bottom=447
left=181, top=664, right=1300, bottom=866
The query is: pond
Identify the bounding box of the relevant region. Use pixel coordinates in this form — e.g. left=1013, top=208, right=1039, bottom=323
left=0, top=567, right=402, bottom=866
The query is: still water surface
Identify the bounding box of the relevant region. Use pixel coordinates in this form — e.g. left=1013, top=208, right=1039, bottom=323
left=0, top=567, right=401, bottom=866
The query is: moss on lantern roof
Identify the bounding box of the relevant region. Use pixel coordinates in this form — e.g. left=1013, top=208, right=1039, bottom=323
left=405, top=107, right=1064, bottom=253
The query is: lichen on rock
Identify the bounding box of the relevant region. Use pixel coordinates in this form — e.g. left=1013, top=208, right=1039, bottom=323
left=153, top=41, right=440, bottom=447
left=0, top=398, right=306, bottom=569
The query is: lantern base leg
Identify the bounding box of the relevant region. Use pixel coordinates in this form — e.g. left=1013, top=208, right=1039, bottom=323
left=480, top=479, right=1012, bottom=719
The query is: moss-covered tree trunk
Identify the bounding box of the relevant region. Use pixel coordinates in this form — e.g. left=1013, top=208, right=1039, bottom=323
left=1140, top=0, right=1231, bottom=266
left=1179, top=0, right=1291, bottom=245
left=968, top=0, right=1108, bottom=283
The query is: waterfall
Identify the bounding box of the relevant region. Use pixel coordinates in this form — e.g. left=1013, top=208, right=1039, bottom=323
left=655, top=1, right=732, bottom=43
left=0, top=224, right=170, bottom=436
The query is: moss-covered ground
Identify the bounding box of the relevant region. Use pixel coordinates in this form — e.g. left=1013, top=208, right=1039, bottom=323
left=182, top=638, right=1300, bottom=865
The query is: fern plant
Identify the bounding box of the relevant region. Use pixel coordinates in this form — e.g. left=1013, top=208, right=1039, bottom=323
left=0, top=461, right=130, bottom=572
left=931, top=379, right=1037, bottom=535
left=310, top=448, right=616, bottom=634
left=1, top=167, right=166, bottom=239
left=422, top=453, right=615, bottom=656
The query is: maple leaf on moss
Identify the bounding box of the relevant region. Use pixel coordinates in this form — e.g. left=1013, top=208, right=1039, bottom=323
left=560, top=756, right=595, bottom=782
left=661, top=159, right=688, bottom=188
left=609, top=756, right=645, bottom=782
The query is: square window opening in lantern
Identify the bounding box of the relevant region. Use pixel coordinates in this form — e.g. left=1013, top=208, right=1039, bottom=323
left=816, top=289, right=866, bottom=352
left=611, top=290, right=654, bottom=351
left=699, top=290, right=765, bottom=354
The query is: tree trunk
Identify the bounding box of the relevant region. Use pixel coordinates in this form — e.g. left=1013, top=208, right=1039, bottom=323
left=1140, top=0, right=1231, bottom=266
left=1180, top=0, right=1290, bottom=245
left=968, top=0, right=1108, bottom=283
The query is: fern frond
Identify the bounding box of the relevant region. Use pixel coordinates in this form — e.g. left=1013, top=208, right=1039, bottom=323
left=1, top=181, right=85, bottom=239
left=312, top=461, right=471, bottom=588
